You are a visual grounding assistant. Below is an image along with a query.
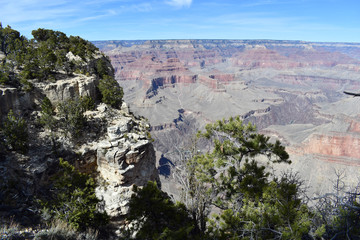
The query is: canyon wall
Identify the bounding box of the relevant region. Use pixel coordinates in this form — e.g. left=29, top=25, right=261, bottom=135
left=95, top=39, right=360, bottom=194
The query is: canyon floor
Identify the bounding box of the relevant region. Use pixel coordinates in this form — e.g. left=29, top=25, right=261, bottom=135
left=94, top=39, right=360, bottom=196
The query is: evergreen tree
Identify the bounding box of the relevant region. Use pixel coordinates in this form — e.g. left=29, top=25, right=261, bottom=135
left=57, top=98, right=87, bottom=140
left=126, top=181, right=201, bottom=240
left=41, top=158, right=108, bottom=231
left=39, top=97, right=56, bottom=131
left=195, top=116, right=290, bottom=210
left=188, top=116, right=313, bottom=239
left=98, top=75, right=124, bottom=109
left=1, top=110, right=28, bottom=153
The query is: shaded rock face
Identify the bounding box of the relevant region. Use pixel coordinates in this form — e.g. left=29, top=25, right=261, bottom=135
left=0, top=88, right=35, bottom=118
left=96, top=114, right=159, bottom=218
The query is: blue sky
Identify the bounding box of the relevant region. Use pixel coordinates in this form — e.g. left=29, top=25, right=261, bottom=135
left=0, top=0, right=359, bottom=42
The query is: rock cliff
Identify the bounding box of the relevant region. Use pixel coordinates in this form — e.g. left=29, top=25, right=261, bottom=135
left=0, top=29, right=159, bottom=236
left=96, top=110, right=159, bottom=220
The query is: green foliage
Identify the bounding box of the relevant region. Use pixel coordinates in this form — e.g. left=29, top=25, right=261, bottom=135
left=195, top=116, right=290, bottom=210
left=207, top=173, right=312, bottom=240
left=0, top=25, right=22, bottom=56
left=57, top=98, right=87, bottom=140
left=0, top=25, right=109, bottom=91
left=20, top=78, right=34, bottom=92
left=0, top=62, right=10, bottom=85
left=41, top=158, right=108, bottom=231
left=181, top=116, right=315, bottom=239
left=1, top=110, right=28, bottom=153
left=127, top=181, right=199, bottom=240
left=98, top=75, right=123, bottom=108
left=36, top=41, right=57, bottom=80
left=80, top=95, right=95, bottom=111
left=39, top=97, right=56, bottom=131
left=69, top=36, right=98, bottom=60
left=95, top=58, right=109, bottom=78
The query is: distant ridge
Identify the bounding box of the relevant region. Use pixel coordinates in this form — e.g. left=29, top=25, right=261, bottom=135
left=93, top=39, right=360, bottom=48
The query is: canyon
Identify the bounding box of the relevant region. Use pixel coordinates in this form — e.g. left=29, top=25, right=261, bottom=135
left=94, top=39, right=360, bottom=195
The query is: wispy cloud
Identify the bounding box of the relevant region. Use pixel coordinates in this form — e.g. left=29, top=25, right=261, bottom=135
left=0, top=0, right=78, bottom=23
left=165, top=0, right=192, bottom=8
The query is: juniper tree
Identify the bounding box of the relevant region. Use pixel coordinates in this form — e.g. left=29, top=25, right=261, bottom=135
left=188, top=116, right=313, bottom=239
left=1, top=110, right=28, bottom=154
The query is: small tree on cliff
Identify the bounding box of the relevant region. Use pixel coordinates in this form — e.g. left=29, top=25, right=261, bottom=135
left=178, top=116, right=313, bottom=239
left=126, top=181, right=201, bottom=239
left=57, top=98, right=87, bottom=140
left=98, top=75, right=123, bottom=109
left=41, top=158, right=108, bottom=230
left=195, top=116, right=291, bottom=210
left=1, top=110, right=28, bottom=154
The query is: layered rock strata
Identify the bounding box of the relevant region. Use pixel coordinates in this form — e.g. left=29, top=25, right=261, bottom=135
left=96, top=108, right=159, bottom=219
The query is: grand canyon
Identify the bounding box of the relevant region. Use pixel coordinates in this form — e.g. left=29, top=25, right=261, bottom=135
left=94, top=39, right=360, bottom=195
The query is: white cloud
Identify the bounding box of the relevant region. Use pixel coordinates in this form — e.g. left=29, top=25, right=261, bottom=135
left=166, top=0, right=192, bottom=8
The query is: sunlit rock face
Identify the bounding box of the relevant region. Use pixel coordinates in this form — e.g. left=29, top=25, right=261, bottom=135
left=96, top=109, right=159, bottom=219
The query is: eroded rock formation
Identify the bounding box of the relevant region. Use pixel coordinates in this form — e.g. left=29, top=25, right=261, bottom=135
left=96, top=111, right=159, bottom=219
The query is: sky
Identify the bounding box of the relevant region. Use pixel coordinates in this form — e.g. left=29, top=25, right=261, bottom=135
left=0, top=0, right=359, bottom=42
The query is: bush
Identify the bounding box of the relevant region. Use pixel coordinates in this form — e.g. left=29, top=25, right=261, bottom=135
left=1, top=110, right=28, bottom=153
left=126, top=181, right=198, bottom=239
left=80, top=95, right=95, bottom=111
left=40, top=159, right=108, bottom=231
left=57, top=98, right=87, bottom=140
left=39, top=97, right=56, bottom=131
left=98, top=75, right=123, bottom=109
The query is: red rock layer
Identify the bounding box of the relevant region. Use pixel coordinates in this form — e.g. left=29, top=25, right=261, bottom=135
left=276, top=75, right=360, bottom=90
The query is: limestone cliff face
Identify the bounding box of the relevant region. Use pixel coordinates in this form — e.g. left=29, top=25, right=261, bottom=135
left=0, top=75, right=99, bottom=119
left=0, top=51, right=112, bottom=119
left=1, top=87, right=159, bottom=231
left=0, top=54, right=159, bottom=231
left=0, top=87, right=34, bottom=118
left=35, top=74, right=99, bottom=103
left=95, top=111, right=159, bottom=218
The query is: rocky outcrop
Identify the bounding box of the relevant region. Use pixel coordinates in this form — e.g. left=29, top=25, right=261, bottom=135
left=35, top=74, right=99, bottom=103
left=0, top=87, right=34, bottom=118
left=95, top=110, right=159, bottom=219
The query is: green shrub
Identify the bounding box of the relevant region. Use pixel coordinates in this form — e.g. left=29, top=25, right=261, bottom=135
left=80, top=95, right=95, bottom=111
left=1, top=110, right=28, bottom=153
left=95, top=58, right=109, bottom=78
left=57, top=98, right=87, bottom=140
left=20, top=78, right=34, bottom=92
left=39, top=97, right=56, bottom=130
left=126, top=181, right=197, bottom=239
left=40, top=159, right=108, bottom=231
left=0, top=68, right=9, bottom=85
left=98, top=75, right=123, bottom=109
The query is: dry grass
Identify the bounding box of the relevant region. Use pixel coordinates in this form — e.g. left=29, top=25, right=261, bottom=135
left=34, top=220, right=98, bottom=240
